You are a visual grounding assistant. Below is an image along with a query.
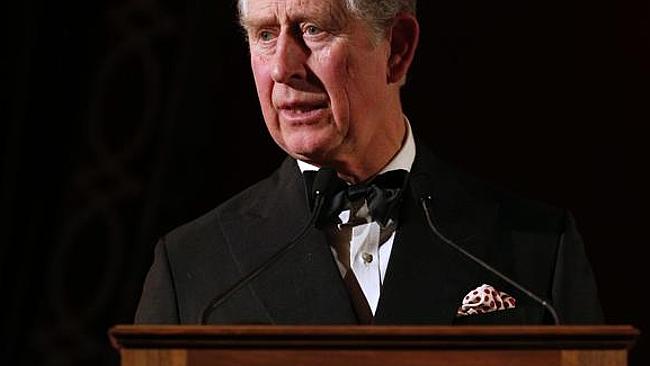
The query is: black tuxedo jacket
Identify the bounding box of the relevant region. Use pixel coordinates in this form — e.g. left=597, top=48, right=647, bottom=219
left=135, top=144, right=603, bottom=325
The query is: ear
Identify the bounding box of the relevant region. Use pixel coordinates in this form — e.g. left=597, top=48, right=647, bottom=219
left=386, top=13, right=420, bottom=84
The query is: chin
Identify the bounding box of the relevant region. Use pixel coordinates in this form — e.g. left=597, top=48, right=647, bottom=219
left=280, top=130, right=337, bottom=156
left=283, top=145, right=334, bottom=166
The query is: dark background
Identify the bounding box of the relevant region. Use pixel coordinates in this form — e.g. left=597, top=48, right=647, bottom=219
left=2, top=0, right=648, bottom=365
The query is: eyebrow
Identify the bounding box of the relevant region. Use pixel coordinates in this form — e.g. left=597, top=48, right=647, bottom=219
left=240, top=2, right=349, bottom=31
left=239, top=17, right=270, bottom=31
left=240, top=13, right=306, bottom=31
left=241, top=13, right=347, bottom=35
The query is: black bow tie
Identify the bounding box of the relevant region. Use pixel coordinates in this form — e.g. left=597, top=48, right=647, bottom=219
left=303, top=169, right=409, bottom=227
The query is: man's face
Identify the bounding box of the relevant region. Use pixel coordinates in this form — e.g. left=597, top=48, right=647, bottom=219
left=241, top=0, right=393, bottom=166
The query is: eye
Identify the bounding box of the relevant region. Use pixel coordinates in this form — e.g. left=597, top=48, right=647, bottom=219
left=259, top=30, right=275, bottom=42
left=303, top=25, right=323, bottom=36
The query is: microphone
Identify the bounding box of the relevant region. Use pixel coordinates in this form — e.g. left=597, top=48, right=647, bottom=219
left=199, top=167, right=338, bottom=324
left=410, top=176, right=561, bottom=325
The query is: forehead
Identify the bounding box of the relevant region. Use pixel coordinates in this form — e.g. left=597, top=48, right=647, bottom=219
left=240, top=0, right=348, bottom=26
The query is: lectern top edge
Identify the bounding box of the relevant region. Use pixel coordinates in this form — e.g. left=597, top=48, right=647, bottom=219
left=109, top=325, right=639, bottom=351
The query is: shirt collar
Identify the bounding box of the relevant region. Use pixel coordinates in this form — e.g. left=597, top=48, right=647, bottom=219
left=297, top=116, right=416, bottom=176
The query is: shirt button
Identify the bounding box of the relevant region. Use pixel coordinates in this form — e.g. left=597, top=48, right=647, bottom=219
left=362, top=252, right=373, bottom=264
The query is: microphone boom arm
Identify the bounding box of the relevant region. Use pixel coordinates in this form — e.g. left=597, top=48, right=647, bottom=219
left=199, top=192, right=327, bottom=324
left=419, top=196, right=560, bottom=325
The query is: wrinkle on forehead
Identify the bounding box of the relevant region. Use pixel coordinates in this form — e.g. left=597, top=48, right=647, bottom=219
left=240, top=0, right=349, bottom=29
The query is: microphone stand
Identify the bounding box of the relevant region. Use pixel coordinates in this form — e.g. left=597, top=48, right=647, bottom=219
left=419, top=195, right=560, bottom=325
left=200, top=170, right=332, bottom=324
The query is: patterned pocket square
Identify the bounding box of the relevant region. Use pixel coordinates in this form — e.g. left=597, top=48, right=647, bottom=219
left=456, top=284, right=516, bottom=317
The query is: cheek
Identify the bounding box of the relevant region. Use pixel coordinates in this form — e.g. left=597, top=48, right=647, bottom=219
left=250, top=57, right=286, bottom=149
left=251, top=58, right=276, bottom=116
left=323, top=55, right=366, bottom=124
left=251, top=58, right=271, bottom=96
left=314, top=50, right=352, bottom=113
left=347, top=52, right=387, bottom=103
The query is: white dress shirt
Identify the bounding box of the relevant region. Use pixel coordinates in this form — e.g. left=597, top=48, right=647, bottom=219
left=298, top=119, right=416, bottom=314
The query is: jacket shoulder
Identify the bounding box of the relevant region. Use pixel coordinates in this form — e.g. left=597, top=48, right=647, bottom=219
left=164, top=157, right=298, bottom=248
left=413, top=144, right=566, bottom=234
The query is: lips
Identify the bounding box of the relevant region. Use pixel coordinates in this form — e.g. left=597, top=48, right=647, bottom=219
left=277, top=101, right=329, bottom=124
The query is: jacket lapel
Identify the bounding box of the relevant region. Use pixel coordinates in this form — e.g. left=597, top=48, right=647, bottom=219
left=375, top=145, right=501, bottom=324
left=219, top=158, right=357, bottom=324
left=218, top=147, right=503, bottom=325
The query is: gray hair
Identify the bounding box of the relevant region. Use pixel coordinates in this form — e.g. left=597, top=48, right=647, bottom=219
left=343, top=0, right=417, bottom=40
left=237, top=0, right=416, bottom=40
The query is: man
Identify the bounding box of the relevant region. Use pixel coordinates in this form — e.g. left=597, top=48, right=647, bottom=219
left=135, top=0, right=603, bottom=325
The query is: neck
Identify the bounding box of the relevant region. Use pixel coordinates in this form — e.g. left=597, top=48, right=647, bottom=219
left=332, top=116, right=407, bottom=184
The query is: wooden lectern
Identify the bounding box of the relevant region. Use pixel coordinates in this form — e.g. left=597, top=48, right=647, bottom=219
left=109, top=325, right=638, bottom=366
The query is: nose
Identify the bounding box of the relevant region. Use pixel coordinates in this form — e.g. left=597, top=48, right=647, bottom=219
left=271, top=31, right=307, bottom=84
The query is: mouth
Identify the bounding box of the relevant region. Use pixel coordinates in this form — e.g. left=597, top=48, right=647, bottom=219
left=277, top=102, right=329, bottom=124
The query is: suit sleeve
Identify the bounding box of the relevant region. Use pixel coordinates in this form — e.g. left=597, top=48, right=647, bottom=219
left=551, top=211, right=604, bottom=324
left=134, top=237, right=180, bottom=324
